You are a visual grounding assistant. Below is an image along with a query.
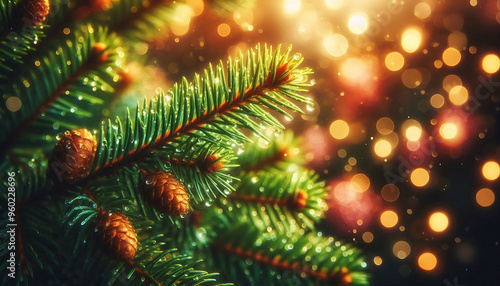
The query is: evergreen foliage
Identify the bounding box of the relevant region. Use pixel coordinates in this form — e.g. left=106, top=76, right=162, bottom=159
left=0, top=0, right=370, bottom=285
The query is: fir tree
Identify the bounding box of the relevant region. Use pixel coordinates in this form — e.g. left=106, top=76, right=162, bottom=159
left=0, top=0, right=370, bottom=285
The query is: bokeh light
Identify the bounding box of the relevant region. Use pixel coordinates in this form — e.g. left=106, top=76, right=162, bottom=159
left=482, top=161, right=500, bottom=181
left=323, top=34, right=349, bottom=57
left=330, top=119, right=349, bottom=139
left=381, top=184, right=400, bottom=202
left=385, top=52, right=405, bottom=71
left=429, top=212, right=449, bottom=232
left=401, top=69, right=422, bottom=88
left=377, top=117, right=395, bottom=135
left=217, top=23, right=231, bottom=37
left=442, top=47, right=461, bottom=66
left=430, top=94, right=445, bottom=109
left=325, top=0, right=343, bottom=9
left=405, top=125, right=422, bottom=141
left=393, top=241, right=411, bottom=259
left=410, top=168, right=430, bottom=187
left=418, top=252, right=437, bottom=271
left=401, top=28, right=422, bottom=53
left=362, top=231, right=374, bottom=243
left=374, top=139, right=392, bottom=158
left=351, top=173, right=370, bottom=193
left=348, top=14, right=368, bottom=34
left=373, top=256, right=383, bottom=266
left=380, top=210, right=398, bottom=228
left=6, top=96, right=22, bottom=112
left=482, top=54, right=500, bottom=74
left=414, top=2, right=432, bottom=20
left=476, top=188, right=495, bottom=207
left=448, top=85, right=468, bottom=105
left=284, top=0, right=301, bottom=14
left=439, top=122, right=458, bottom=140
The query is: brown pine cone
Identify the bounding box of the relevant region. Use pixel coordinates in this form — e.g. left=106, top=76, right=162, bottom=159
left=96, top=212, right=138, bottom=262
left=23, top=0, right=50, bottom=26
left=140, top=171, right=190, bottom=216
left=50, top=129, right=97, bottom=184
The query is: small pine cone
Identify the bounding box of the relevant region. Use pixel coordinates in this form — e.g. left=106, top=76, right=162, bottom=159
left=23, top=0, right=50, bottom=26
left=97, top=212, right=138, bottom=262
left=50, top=129, right=97, bottom=183
left=140, top=171, right=190, bottom=216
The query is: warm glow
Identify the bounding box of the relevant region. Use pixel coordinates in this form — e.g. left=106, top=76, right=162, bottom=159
left=330, top=120, right=350, bottom=139
left=340, top=57, right=372, bottom=85
left=351, top=173, right=370, bottom=192
left=439, top=123, right=458, bottom=140
left=362, top=232, right=374, bottom=243
left=381, top=184, right=400, bottom=202
left=442, top=74, right=462, bottom=92
left=380, top=210, right=398, bottom=228
left=482, top=161, right=500, bottom=181
left=284, top=0, right=301, bottom=14
left=414, top=2, right=432, bottom=20
left=405, top=126, right=422, bottom=141
left=430, top=94, right=445, bottom=108
left=401, top=28, right=422, bottom=53
left=429, top=212, right=449, bottom=232
left=476, top=188, right=495, bottom=207
left=385, top=52, right=405, bottom=71
left=393, top=241, right=411, bottom=259
left=482, top=54, right=500, bottom=74
left=410, top=168, right=430, bottom=187
left=217, top=23, right=231, bottom=37
left=442, top=47, right=461, bottom=66
left=418, top=252, right=437, bottom=271
left=376, top=117, right=395, bottom=135
left=448, top=85, right=468, bottom=105
left=323, top=34, right=349, bottom=57
left=348, top=14, right=368, bottom=34
left=325, top=0, right=343, bottom=9
left=6, top=96, right=22, bottom=112
left=401, top=69, right=422, bottom=88
left=373, top=256, right=383, bottom=266
left=374, top=140, right=392, bottom=158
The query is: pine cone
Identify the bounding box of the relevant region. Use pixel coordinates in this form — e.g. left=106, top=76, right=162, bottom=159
left=97, top=212, right=138, bottom=262
left=140, top=171, right=190, bottom=216
left=23, top=0, right=50, bottom=26
left=50, top=129, right=97, bottom=183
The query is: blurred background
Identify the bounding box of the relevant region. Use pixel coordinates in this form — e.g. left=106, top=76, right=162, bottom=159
left=121, top=0, right=500, bottom=284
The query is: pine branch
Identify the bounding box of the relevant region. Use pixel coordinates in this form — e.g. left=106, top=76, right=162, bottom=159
left=209, top=222, right=369, bottom=286
left=216, top=169, right=327, bottom=232
left=236, top=130, right=304, bottom=173
left=84, top=45, right=312, bottom=187
left=0, top=0, right=48, bottom=77
left=0, top=24, right=121, bottom=151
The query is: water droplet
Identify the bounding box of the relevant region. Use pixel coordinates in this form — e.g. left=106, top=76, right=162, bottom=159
left=293, top=53, right=302, bottom=60
left=251, top=176, right=259, bottom=183
left=284, top=115, right=293, bottom=121
left=205, top=200, right=213, bottom=207
left=310, top=79, right=316, bottom=85
left=53, top=123, right=60, bottom=130
left=306, top=103, right=315, bottom=112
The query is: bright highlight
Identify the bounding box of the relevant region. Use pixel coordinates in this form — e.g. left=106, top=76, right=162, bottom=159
left=429, top=212, right=449, bottom=232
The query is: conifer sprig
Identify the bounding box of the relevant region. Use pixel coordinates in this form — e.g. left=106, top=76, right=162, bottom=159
left=210, top=222, right=369, bottom=286
left=0, top=24, right=121, bottom=151
left=88, top=44, right=312, bottom=182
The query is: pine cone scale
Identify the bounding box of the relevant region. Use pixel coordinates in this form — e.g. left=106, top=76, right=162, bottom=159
left=140, top=171, right=190, bottom=216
